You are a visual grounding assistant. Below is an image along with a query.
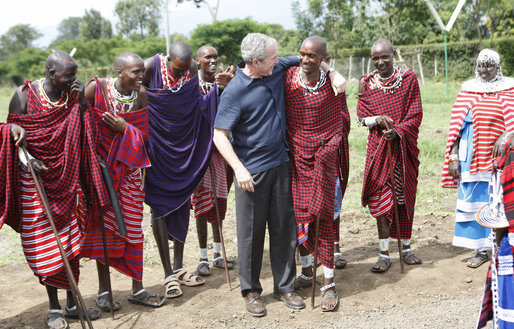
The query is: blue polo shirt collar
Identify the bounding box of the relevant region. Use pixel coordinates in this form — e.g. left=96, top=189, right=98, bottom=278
left=237, top=61, right=261, bottom=87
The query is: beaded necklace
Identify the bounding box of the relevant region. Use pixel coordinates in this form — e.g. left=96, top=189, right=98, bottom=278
left=106, top=78, right=137, bottom=113
left=159, top=55, right=190, bottom=92
left=296, top=68, right=326, bottom=95
left=369, top=66, right=403, bottom=94
left=199, top=78, right=214, bottom=95
left=38, top=78, right=68, bottom=111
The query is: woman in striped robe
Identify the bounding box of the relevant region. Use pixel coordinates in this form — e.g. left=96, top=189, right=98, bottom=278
left=442, top=49, right=514, bottom=268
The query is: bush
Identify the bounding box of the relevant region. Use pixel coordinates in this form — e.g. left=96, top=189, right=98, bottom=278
left=334, top=37, right=514, bottom=81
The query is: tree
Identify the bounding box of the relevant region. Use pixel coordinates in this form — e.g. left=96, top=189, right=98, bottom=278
left=485, top=0, right=514, bottom=42
left=190, top=18, right=294, bottom=65
left=177, top=0, right=221, bottom=22
left=79, top=9, right=112, bottom=40
left=55, top=17, right=82, bottom=43
left=0, top=24, right=42, bottom=60
left=115, top=0, right=161, bottom=38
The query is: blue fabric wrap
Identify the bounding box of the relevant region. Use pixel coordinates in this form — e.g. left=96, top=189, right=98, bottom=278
left=144, top=72, right=218, bottom=219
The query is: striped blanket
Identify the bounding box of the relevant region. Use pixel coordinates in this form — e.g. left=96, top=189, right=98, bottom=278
left=442, top=88, right=514, bottom=188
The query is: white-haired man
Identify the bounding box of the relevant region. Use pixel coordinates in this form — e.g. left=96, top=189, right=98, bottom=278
left=213, top=33, right=345, bottom=316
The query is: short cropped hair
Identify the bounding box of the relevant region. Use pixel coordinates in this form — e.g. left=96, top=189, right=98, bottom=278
left=241, top=33, right=277, bottom=63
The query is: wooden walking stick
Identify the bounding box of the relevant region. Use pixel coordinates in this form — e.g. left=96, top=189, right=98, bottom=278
left=386, top=140, right=405, bottom=274
left=209, top=164, right=232, bottom=290
left=97, top=205, right=115, bottom=318
left=311, top=213, right=322, bottom=308
left=311, top=138, right=325, bottom=308
left=21, top=146, right=93, bottom=329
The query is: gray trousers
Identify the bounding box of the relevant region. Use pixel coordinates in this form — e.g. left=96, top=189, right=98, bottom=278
left=235, top=161, right=297, bottom=297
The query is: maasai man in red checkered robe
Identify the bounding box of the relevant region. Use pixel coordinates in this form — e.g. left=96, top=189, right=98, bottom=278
left=81, top=52, right=164, bottom=310
left=190, top=45, right=236, bottom=277
left=284, top=36, right=350, bottom=312
left=3, top=51, right=107, bottom=328
left=357, top=39, right=423, bottom=273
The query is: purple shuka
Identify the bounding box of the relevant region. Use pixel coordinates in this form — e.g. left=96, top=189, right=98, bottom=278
left=145, top=56, right=218, bottom=242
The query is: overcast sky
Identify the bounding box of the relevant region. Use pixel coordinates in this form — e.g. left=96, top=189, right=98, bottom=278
left=0, top=0, right=299, bottom=47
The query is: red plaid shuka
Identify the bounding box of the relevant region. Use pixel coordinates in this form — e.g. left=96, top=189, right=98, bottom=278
left=500, top=141, right=514, bottom=252
left=0, top=123, right=19, bottom=229
left=357, top=68, right=422, bottom=239
left=284, top=67, right=350, bottom=268
left=80, top=78, right=150, bottom=281
left=441, top=88, right=514, bottom=188
left=5, top=81, right=108, bottom=232
left=2, top=80, right=108, bottom=288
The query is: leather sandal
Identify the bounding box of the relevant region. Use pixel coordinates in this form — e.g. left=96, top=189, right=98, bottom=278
left=164, top=275, right=183, bottom=299
left=174, top=268, right=205, bottom=287
left=370, top=254, right=392, bottom=273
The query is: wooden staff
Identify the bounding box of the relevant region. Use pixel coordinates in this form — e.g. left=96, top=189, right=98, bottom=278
left=97, top=205, right=115, bottom=318
left=98, top=159, right=127, bottom=236
left=386, top=141, right=405, bottom=273
left=311, top=212, right=322, bottom=308
left=209, top=164, right=231, bottom=290
left=21, top=147, right=93, bottom=329
left=311, top=138, right=326, bottom=308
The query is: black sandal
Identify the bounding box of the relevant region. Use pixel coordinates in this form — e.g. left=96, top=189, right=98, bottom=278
left=370, top=255, right=392, bottom=273
left=467, top=250, right=490, bottom=268
left=127, top=289, right=165, bottom=308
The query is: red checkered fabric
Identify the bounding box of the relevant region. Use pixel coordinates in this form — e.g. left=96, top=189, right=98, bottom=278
left=90, top=78, right=150, bottom=192
left=79, top=79, right=150, bottom=280
left=357, top=69, right=422, bottom=239
left=477, top=263, right=494, bottom=328
left=296, top=218, right=340, bottom=268
left=285, top=67, right=350, bottom=224
left=0, top=124, right=20, bottom=229
left=5, top=80, right=108, bottom=233
left=442, top=88, right=514, bottom=188
left=284, top=67, right=350, bottom=267
left=499, top=141, right=514, bottom=252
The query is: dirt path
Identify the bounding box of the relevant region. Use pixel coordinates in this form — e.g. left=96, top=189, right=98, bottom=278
left=0, top=208, right=491, bottom=329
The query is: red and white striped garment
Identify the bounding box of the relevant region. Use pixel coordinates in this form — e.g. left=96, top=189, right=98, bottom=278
left=191, top=150, right=230, bottom=218
left=101, top=168, right=144, bottom=244
left=80, top=168, right=144, bottom=280
left=442, top=88, right=514, bottom=188
left=368, top=160, right=405, bottom=218
left=19, top=167, right=85, bottom=283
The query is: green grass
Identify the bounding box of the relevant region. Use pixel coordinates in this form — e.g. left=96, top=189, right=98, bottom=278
left=0, top=87, right=15, bottom=122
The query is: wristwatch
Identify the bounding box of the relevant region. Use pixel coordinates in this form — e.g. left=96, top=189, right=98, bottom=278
left=327, top=67, right=336, bottom=75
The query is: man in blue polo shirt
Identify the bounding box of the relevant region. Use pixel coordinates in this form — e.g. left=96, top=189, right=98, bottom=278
left=213, top=33, right=345, bottom=316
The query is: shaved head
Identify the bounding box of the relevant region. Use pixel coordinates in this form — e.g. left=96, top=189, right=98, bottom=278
left=301, top=35, right=327, bottom=54
left=371, top=38, right=394, bottom=55
left=45, top=50, right=76, bottom=72
left=116, top=51, right=143, bottom=71
left=196, top=45, right=216, bottom=59
left=169, top=41, right=193, bottom=62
